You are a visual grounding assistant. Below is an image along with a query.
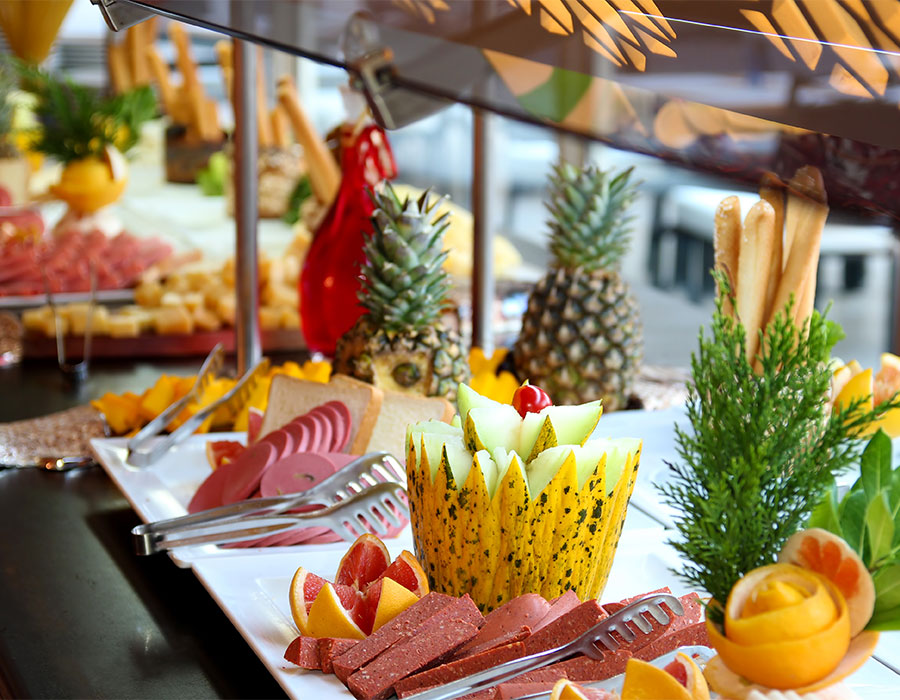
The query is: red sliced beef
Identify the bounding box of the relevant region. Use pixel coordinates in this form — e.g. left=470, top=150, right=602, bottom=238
left=449, top=625, right=530, bottom=662
left=347, top=610, right=480, bottom=700
left=495, top=681, right=613, bottom=700
left=394, top=641, right=528, bottom=698
left=283, top=636, right=320, bottom=670
left=610, top=592, right=702, bottom=653
left=452, top=593, right=548, bottom=659
left=544, top=649, right=632, bottom=682
left=532, top=589, right=581, bottom=632
left=523, top=600, right=607, bottom=655
left=633, top=621, right=710, bottom=662
left=318, top=638, right=358, bottom=674
left=331, top=591, right=455, bottom=683
left=601, top=587, right=671, bottom=615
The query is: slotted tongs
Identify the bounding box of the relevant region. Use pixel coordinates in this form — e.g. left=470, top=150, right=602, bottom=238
left=126, top=345, right=269, bottom=467
left=132, top=451, right=408, bottom=554
left=404, top=593, right=685, bottom=700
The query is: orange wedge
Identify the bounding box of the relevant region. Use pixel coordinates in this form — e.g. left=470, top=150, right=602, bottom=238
left=371, top=577, right=421, bottom=633
left=621, top=657, right=692, bottom=700
left=549, top=678, right=592, bottom=700
left=306, top=582, right=365, bottom=640
left=834, top=367, right=873, bottom=415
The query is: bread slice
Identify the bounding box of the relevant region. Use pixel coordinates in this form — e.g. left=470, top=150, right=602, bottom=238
left=259, top=374, right=383, bottom=454
left=365, top=389, right=454, bottom=461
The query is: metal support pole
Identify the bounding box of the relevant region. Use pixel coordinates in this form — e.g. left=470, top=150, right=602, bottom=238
left=472, top=109, right=495, bottom=353
left=232, top=40, right=261, bottom=374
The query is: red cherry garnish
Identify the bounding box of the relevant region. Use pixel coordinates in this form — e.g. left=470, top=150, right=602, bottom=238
left=512, top=384, right=553, bottom=418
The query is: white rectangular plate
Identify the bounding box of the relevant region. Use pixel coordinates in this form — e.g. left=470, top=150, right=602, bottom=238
left=90, top=433, right=403, bottom=567
left=190, top=527, right=899, bottom=700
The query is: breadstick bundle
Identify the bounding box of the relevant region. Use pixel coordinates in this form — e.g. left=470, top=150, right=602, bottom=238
left=712, top=166, right=828, bottom=366
left=107, top=17, right=158, bottom=94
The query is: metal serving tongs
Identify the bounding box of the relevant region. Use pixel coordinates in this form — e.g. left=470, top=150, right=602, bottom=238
left=404, top=594, right=686, bottom=700
left=132, top=451, right=407, bottom=554
left=126, top=347, right=270, bottom=467
left=42, top=259, right=97, bottom=382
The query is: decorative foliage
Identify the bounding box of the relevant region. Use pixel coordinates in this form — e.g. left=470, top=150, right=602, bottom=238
left=660, top=282, right=900, bottom=618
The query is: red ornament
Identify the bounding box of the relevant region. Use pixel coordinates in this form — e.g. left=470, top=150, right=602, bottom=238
left=512, top=384, right=553, bottom=417
left=299, top=125, right=396, bottom=355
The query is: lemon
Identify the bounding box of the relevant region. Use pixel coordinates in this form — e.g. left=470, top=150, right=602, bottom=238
left=371, top=577, right=420, bottom=633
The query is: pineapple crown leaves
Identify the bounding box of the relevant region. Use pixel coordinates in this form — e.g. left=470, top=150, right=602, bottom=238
left=660, top=272, right=900, bottom=619
left=14, top=59, right=155, bottom=163
left=546, top=162, right=638, bottom=272
left=359, top=183, right=453, bottom=333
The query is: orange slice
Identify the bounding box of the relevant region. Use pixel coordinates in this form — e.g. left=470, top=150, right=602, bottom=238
left=549, top=678, right=592, bottom=700
left=371, top=577, right=420, bottom=632
left=306, top=582, right=365, bottom=640
left=621, top=657, right=692, bottom=700
left=707, top=566, right=850, bottom=689
left=704, top=631, right=880, bottom=699
left=834, top=367, right=873, bottom=415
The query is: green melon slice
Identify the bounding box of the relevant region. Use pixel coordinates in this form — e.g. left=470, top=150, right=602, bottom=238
left=526, top=445, right=576, bottom=498
left=538, top=402, right=603, bottom=447
left=457, top=383, right=506, bottom=428
left=464, top=405, right=522, bottom=454
left=473, top=449, right=499, bottom=497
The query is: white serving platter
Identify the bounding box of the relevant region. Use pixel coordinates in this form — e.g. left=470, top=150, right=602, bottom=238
left=90, top=433, right=396, bottom=568
left=190, top=527, right=900, bottom=700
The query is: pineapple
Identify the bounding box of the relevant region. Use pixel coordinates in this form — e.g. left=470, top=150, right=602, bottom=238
left=334, top=184, right=470, bottom=400
left=513, top=163, right=642, bottom=411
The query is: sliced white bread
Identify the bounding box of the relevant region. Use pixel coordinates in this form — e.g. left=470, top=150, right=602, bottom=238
left=365, top=389, right=454, bottom=461
left=259, top=374, right=383, bottom=454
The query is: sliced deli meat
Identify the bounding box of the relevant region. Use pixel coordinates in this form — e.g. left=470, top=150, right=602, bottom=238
left=600, top=587, right=670, bottom=615
left=259, top=453, right=338, bottom=498
left=219, top=441, right=278, bottom=504
left=542, top=648, right=632, bottom=682
left=632, top=621, right=710, bottom=662
left=347, top=598, right=482, bottom=700
left=448, top=625, right=530, bottom=662
left=187, top=459, right=233, bottom=513
left=261, top=428, right=294, bottom=459
left=331, top=592, right=456, bottom=683
left=532, top=589, right=581, bottom=632
left=284, top=636, right=321, bottom=670
left=318, top=638, right=358, bottom=674
left=608, top=592, right=702, bottom=653
left=453, top=593, right=549, bottom=659
left=394, top=641, right=528, bottom=698
left=523, top=600, right=608, bottom=655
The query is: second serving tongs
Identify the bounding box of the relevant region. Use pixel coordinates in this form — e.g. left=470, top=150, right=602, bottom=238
left=126, top=348, right=269, bottom=467
left=132, top=451, right=407, bottom=554
left=404, top=593, right=685, bottom=700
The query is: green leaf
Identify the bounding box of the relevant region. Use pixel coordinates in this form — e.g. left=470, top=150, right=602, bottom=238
left=866, top=602, right=900, bottom=630
left=891, top=469, right=900, bottom=520
left=861, top=430, right=892, bottom=501
left=807, top=477, right=842, bottom=536
left=866, top=489, right=895, bottom=567
left=840, top=489, right=869, bottom=558
left=873, top=563, right=900, bottom=614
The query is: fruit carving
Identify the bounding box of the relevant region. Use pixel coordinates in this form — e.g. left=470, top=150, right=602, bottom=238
left=405, top=382, right=641, bottom=611
left=289, top=534, right=428, bottom=639
left=334, top=184, right=470, bottom=400
left=512, top=383, right=553, bottom=418
left=513, top=163, right=642, bottom=411
left=703, top=528, right=880, bottom=699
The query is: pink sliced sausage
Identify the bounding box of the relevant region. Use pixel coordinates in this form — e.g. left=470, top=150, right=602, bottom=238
left=454, top=594, right=550, bottom=658
left=283, top=421, right=310, bottom=452
left=259, top=453, right=337, bottom=498
left=317, top=402, right=350, bottom=452
left=261, top=428, right=294, bottom=459
left=247, top=408, right=264, bottom=444
left=293, top=414, right=319, bottom=451
left=323, top=452, right=356, bottom=470
left=220, top=441, right=279, bottom=504
left=187, top=463, right=233, bottom=513
left=307, top=411, right=333, bottom=453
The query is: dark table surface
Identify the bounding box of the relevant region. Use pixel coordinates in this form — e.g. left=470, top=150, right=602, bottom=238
left=0, top=358, right=287, bottom=699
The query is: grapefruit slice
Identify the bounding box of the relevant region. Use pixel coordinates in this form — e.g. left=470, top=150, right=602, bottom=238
left=289, top=535, right=429, bottom=638
left=205, top=439, right=244, bottom=470
left=621, top=657, right=692, bottom=700
left=778, top=528, right=875, bottom=637
left=247, top=406, right=264, bottom=443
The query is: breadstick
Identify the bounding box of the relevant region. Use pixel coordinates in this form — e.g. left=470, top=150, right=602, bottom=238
left=271, top=105, right=290, bottom=148
left=256, top=46, right=273, bottom=148
left=146, top=46, right=176, bottom=117
left=277, top=75, right=341, bottom=205
left=736, top=200, right=776, bottom=363
left=205, top=98, right=221, bottom=139
left=794, top=266, right=817, bottom=332
left=713, top=196, right=741, bottom=317
left=107, top=41, right=131, bottom=94
left=128, top=26, right=149, bottom=85
left=759, top=177, right=785, bottom=324
left=214, top=40, right=234, bottom=106
left=765, top=166, right=827, bottom=329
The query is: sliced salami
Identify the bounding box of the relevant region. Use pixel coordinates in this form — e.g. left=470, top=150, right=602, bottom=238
left=283, top=421, right=311, bottom=453
left=259, top=453, right=337, bottom=498
left=316, top=402, right=350, bottom=452
left=323, top=452, right=356, bottom=470
left=307, top=410, right=333, bottom=453
left=323, top=401, right=352, bottom=451
left=187, top=462, right=233, bottom=513
left=220, top=441, right=279, bottom=504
